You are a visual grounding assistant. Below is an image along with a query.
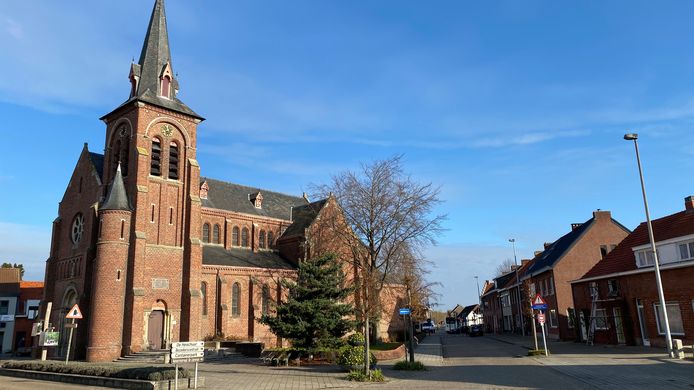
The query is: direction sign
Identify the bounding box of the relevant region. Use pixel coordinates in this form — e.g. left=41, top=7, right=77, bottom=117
left=65, top=304, right=83, bottom=319
left=531, top=294, right=548, bottom=310
left=537, top=313, right=546, bottom=325
left=171, top=341, right=205, bottom=363
left=399, top=308, right=411, bottom=315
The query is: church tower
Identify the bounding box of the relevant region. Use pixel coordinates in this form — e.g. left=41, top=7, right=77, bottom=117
left=96, top=0, right=205, bottom=358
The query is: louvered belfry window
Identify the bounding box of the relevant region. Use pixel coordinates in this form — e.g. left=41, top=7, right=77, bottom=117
left=168, top=142, right=179, bottom=180
left=151, top=138, right=162, bottom=176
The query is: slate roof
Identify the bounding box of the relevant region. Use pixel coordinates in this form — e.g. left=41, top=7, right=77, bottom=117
left=201, top=177, right=308, bottom=220
left=202, top=246, right=296, bottom=270
left=89, top=152, right=104, bottom=179
left=524, top=218, right=595, bottom=276
left=498, top=258, right=535, bottom=290
left=102, top=165, right=131, bottom=211
left=457, top=304, right=479, bottom=319
left=581, top=210, right=694, bottom=280
left=281, top=199, right=328, bottom=237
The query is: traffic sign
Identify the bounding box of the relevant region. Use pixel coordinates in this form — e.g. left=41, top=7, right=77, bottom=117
left=537, top=313, right=546, bottom=325
left=531, top=294, right=548, bottom=310
left=65, top=304, right=83, bottom=319
left=399, top=308, right=411, bottom=315
left=171, top=341, right=205, bottom=363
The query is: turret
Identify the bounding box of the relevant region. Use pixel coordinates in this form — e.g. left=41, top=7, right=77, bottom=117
left=87, top=165, right=132, bottom=361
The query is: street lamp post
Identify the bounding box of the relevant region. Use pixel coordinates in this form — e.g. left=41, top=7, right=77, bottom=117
left=475, top=276, right=481, bottom=324
left=509, top=239, right=525, bottom=336
left=624, top=133, right=674, bottom=358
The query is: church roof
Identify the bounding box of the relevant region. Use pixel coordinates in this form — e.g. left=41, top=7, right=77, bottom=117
left=281, top=199, right=328, bottom=238
left=202, top=246, right=296, bottom=270
left=89, top=152, right=104, bottom=179
left=200, top=177, right=308, bottom=221
left=102, top=165, right=131, bottom=211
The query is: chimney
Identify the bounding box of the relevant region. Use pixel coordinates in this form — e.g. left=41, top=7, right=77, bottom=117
left=592, top=210, right=611, bottom=220
left=544, top=242, right=553, bottom=250
left=521, top=259, right=530, bottom=267
left=685, top=196, right=694, bottom=212
left=570, top=223, right=582, bottom=230
left=534, top=251, right=543, bottom=257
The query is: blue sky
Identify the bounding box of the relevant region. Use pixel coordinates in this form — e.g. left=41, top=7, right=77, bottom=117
left=1, top=1, right=694, bottom=310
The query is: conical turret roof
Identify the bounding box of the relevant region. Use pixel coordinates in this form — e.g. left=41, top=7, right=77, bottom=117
left=102, top=164, right=131, bottom=211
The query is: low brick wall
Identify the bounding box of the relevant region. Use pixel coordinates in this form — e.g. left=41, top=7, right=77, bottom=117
left=235, top=342, right=264, bottom=357
left=0, top=368, right=204, bottom=390
left=372, top=344, right=406, bottom=361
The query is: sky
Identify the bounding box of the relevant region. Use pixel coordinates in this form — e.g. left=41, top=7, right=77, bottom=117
left=1, top=1, right=694, bottom=311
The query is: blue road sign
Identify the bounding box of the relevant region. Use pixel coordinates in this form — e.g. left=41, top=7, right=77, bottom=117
left=532, top=304, right=548, bottom=310
left=399, top=308, right=411, bottom=315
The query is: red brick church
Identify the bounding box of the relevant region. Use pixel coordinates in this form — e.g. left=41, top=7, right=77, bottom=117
left=43, top=0, right=403, bottom=362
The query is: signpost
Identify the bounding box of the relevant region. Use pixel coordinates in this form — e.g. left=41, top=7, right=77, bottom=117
left=41, top=302, right=52, bottom=361
left=171, top=341, right=204, bottom=390
left=399, top=307, right=415, bottom=362
left=531, top=294, right=549, bottom=356
left=64, top=304, right=83, bottom=364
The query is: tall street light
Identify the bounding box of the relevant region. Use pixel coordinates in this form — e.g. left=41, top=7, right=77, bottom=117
left=624, top=133, right=674, bottom=358
left=475, top=276, right=481, bottom=325
left=509, top=238, right=525, bottom=336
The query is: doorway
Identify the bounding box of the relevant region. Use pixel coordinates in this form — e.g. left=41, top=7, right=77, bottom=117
left=147, top=311, right=164, bottom=350
left=613, top=307, right=625, bottom=344
left=635, top=299, right=649, bottom=346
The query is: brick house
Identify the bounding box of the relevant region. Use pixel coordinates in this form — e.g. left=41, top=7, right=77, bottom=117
left=481, top=269, right=520, bottom=334
left=496, top=259, right=534, bottom=335
left=12, top=281, right=43, bottom=354
left=480, top=281, right=497, bottom=333
left=43, top=0, right=402, bottom=362
left=0, top=268, right=21, bottom=354
left=572, top=196, right=694, bottom=347
left=521, top=211, right=630, bottom=340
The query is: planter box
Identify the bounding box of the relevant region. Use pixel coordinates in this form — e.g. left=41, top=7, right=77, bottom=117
left=371, top=344, right=405, bottom=361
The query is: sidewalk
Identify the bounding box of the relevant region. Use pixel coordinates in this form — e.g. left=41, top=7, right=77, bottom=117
left=412, top=332, right=444, bottom=366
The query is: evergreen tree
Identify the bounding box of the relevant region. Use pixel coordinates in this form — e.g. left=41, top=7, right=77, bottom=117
left=260, top=253, right=355, bottom=351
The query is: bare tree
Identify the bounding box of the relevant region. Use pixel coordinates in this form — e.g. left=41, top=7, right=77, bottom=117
left=495, top=258, right=516, bottom=276
left=313, top=155, right=445, bottom=377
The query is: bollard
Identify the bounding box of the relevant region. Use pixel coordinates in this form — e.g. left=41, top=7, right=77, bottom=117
left=673, top=339, right=684, bottom=359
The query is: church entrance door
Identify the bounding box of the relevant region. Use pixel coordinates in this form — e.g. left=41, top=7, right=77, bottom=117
left=147, top=310, right=164, bottom=350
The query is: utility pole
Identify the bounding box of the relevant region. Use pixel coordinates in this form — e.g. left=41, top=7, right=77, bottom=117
left=509, top=239, right=525, bottom=336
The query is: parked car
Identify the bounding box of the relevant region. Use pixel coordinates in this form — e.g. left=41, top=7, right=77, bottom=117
left=421, top=322, right=435, bottom=334
left=469, top=324, right=483, bottom=337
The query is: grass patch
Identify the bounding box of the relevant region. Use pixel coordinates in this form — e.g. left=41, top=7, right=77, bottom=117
left=1, top=360, right=189, bottom=381
left=369, top=342, right=402, bottom=351
left=346, top=368, right=385, bottom=382
left=393, top=360, right=426, bottom=371
left=527, top=349, right=548, bottom=356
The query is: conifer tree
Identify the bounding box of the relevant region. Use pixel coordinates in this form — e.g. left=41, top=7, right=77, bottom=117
left=260, top=253, right=354, bottom=351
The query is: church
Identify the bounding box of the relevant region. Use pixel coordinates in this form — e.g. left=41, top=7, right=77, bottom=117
left=43, top=0, right=403, bottom=362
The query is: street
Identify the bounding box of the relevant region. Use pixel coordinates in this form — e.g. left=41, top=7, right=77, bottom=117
left=3, top=331, right=694, bottom=389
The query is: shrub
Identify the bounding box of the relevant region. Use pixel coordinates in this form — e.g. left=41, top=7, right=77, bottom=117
left=347, top=332, right=365, bottom=346
left=337, top=345, right=376, bottom=368
left=527, top=349, right=548, bottom=356
left=393, top=360, right=426, bottom=371
left=346, top=368, right=385, bottom=382
left=0, top=360, right=188, bottom=381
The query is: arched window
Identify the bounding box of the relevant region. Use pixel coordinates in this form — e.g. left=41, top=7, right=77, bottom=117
left=261, top=285, right=270, bottom=315
left=151, top=138, right=161, bottom=176
left=232, top=226, right=240, bottom=247
left=241, top=227, right=249, bottom=247
left=201, top=282, right=208, bottom=316
left=202, top=223, right=210, bottom=243
left=168, top=142, right=179, bottom=180
left=71, top=213, right=84, bottom=244
left=162, top=75, right=171, bottom=98
left=259, top=230, right=266, bottom=249
left=267, top=231, right=274, bottom=248
left=231, top=282, right=240, bottom=317
left=213, top=224, right=220, bottom=244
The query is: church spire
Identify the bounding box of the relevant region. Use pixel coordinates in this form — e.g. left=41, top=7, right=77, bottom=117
left=102, top=164, right=131, bottom=211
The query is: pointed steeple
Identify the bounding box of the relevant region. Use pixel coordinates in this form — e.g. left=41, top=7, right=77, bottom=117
left=102, top=164, right=131, bottom=211
left=116, top=0, right=202, bottom=120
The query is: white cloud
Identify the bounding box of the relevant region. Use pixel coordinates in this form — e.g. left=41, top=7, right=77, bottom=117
left=0, top=222, right=50, bottom=281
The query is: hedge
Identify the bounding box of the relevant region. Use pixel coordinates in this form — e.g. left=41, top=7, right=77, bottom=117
left=1, top=360, right=189, bottom=381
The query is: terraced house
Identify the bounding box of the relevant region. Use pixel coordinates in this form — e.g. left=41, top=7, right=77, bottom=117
left=43, top=0, right=402, bottom=362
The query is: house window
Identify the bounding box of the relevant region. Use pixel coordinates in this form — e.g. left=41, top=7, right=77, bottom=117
left=636, top=250, right=656, bottom=267
left=232, top=226, right=240, bottom=246
left=594, top=308, right=609, bottom=330
left=259, top=230, right=266, bottom=249
left=529, top=283, right=536, bottom=296
left=678, top=241, right=694, bottom=261
left=213, top=224, right=220, bottom=244
left=267, top=231, right=274, bottom=248
left=241, top=228, right=249, bottom=247
left=202, top=223, right=210, bottom=243
left=654, top=303, right=684, bottom=335
left=151, top=138, right=162, bottom=176
left=589, top=281, right=599, bottom=299
left=548, top=277, right=554, bottom=295
left=0, top=300, right=8, bottom=315
left=607, top=279, right=619, bottom=296
left=168, top=142, right=179, bottom=180
left=201, top=282, right=208, bottom=316
left=231, top=282, right=240, bottom=317
left=27, top=300, right=40, bottom=320
left=600, top=245, right=609, bottom=258
left=549, top=309, right=558, bottom=328
left=120, top=220, right=125, bottom=239
left=261, top=285, right=270, bottom=315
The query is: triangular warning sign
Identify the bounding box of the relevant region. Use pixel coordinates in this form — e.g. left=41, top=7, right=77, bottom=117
left=532, top=294, right=547, bottom=306
left=65, top=304, right=83, bottom=319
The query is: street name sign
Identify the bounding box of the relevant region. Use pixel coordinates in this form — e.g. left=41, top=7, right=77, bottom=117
left=171, top=341, right=205, bottom=363
left=399, top=308, right=411, bottom=315
left=531, top=294, right=548, bottom=310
